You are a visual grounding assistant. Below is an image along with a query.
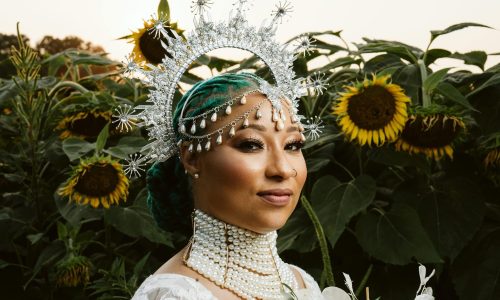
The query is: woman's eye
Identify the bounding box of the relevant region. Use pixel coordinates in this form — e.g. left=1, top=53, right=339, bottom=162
left=286, top=141, right=305, bottom=151
left=237, top=139, right=264, bottom=152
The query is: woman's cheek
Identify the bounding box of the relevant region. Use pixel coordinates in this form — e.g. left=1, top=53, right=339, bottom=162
left=206, top=151, right=265, bottom=186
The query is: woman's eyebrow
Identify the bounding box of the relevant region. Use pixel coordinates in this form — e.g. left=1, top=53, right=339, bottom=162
left=242, top=124, right=266, bottom=131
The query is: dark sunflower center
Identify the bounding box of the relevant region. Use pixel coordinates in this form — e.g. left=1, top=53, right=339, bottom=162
left=69, top=114, right=109, bottom=138
left=347, top=85, right=397, bottom=130
left=139, top=27, right=175, bottom=64
left=74, top=164, right=119, bottom=197
left=400, top=115, right=462, bottom=147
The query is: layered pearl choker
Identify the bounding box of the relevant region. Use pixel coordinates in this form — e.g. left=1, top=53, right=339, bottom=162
left=183, top=209, right=298, bottom=300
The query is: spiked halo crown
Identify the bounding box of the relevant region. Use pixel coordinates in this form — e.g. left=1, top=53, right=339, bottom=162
left=115, top=0, right=326, bottom=177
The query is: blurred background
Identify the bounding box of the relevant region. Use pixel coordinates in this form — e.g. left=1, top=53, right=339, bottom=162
left=2, top=0, right=499, bottom=68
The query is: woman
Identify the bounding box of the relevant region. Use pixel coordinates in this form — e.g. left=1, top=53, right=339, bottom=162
left=131, top=73, right=323, bottom=300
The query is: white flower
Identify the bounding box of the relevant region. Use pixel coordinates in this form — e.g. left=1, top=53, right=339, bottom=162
left=284, top=286, right=352, bottom=300
left=415, top=287, right=434, bottom=300
left=322, top=287, right=352, bottom=300
left=342, top=272, right=358, bottom=300
left=415, top=264, right=435, bottom=300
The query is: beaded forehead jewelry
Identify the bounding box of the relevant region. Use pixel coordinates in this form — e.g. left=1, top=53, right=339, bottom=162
left=115, top=0, right=327, bottom=177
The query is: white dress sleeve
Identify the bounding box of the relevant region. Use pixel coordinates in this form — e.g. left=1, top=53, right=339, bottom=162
left=131, top=274, right=218, bottom=300
left=132, top=267, right=322, bottom=300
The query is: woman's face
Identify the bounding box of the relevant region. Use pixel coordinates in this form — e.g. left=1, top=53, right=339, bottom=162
left=181, top=92, right=307, bottom=234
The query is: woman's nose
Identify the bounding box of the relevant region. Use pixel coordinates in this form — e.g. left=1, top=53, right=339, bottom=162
left=265, top=149, right=295, bottom=180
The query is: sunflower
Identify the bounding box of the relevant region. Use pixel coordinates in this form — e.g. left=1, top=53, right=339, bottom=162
left=58, top=156, right=129, bottom=208
left=333, top=74, right=411, bottom=147
left=129, top=17, right=184, bottom=65
left=484, top=147, right=500, bottom=169
left=394, top=114, right=465, bottom=160
left=483, top=147, right=500, bottom=185
left=55, top=255, right=92, bottom=287
left=56, top=110, right=112, bottom=140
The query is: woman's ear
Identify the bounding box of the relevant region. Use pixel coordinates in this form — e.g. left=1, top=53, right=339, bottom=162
left=179, top=144, right=200, bottom=176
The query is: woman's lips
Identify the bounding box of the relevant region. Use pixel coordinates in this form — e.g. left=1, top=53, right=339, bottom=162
left=257, top=189, right=293, bottom=206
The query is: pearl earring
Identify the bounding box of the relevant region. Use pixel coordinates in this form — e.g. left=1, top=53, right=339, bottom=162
left=194, top=173, right=199, bottom=179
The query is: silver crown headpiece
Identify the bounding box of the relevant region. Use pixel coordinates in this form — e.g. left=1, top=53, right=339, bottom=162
left=115, top=0, right=327, bottom=177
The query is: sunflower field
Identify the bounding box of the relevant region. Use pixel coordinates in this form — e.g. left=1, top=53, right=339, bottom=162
left=1, top=1, right=499, bottom=299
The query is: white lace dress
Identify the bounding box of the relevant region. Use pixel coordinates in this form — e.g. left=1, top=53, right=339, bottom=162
left=131, top=265, right=322, bottom=300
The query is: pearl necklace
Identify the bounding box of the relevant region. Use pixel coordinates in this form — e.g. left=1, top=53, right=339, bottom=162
left=183, top=209, right=298, bottom=300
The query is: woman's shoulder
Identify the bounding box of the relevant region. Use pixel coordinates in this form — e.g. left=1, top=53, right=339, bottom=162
left=288, top=264, right=323, bottom=297
left=131, top=273, right=217, bottom=300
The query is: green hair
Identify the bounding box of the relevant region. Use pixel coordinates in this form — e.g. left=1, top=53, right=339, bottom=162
left=147, top=73, right=263, bottom=232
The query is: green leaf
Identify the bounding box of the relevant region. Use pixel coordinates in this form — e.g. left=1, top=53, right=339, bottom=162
left=24, top=240, right=66, bottom=289
left=26, top=233, right=44, bottom=245
left=453, top=225, right=500, bottom=300
left=207, top=56, right=240, bottom=72
left=306, top=158, right=330, bottom=173
left=436, top=82, right=478, bottom=111
left=423, top=67, right=451, bottom=93
left=133, top=253, right=151, bottom=276
left=312, top=175, right=376, bottom=248
left=357, top=39, right=420, bottom=64
left=391, top=64, right=421, bottom=105
left=104, top=205, right=174, bottom=247
left=430, top=22, right=492, bottom=44
left=311, top=38, right=346, bottom=54
left=55, top=191, right=103, bottom=226
left=181, top=71, right=204, bottom=85
left=103, top=136, right=148, bottom=159
left=467, top=73, right=500, bottom=97
left=277, top=206, right=316, bottom=253
left=363, top=54, right=405, bottom=74
left=366, top=147, right=431, bottom=173
left=0, top=259, right=9, bottom=270
left=424, top=48, right=451, bottom=65
left=79, top=70, right=122, bottom=82
left=57, top=221, right=68, bottom=239
left=485, top=62, right=500, bottom=73
left=394, top=176, right=485, bottom=260
left=450, top=51, right=488, bottom=70
left=62, top=138, right=95, bottom=161
left=313, top=57, right=361, bottom=73
left=157, top=0, right=170, bottom=20
left=95, top=123, right=110, bottom=154
left=356, top=204, right=442, bottom=265
left=65, top=51, right=116, bottom=66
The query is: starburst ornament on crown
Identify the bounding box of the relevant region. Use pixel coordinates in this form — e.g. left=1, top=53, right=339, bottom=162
left=303, top=116, right=325, bottom=141
left=115, top=0, right=326, bottom=177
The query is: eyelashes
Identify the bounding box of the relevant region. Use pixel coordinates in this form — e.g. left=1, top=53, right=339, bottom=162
left=236, top=137, right=305, bottom=152
left=286, top=139, right=305, bottom=151
left=237, top=138, right=264, bottom=152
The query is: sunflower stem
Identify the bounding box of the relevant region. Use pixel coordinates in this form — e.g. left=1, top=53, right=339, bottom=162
left=418, top=59, right=431, bottom=108
left=331, top=157, right=355, bottom=180
left=300, top=195, right=335, bottom=287
left=355, top=264, right=373, bottom=297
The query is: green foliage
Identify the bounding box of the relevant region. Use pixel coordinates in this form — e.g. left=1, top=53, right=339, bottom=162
left=0, top=15, right=499, bottom=300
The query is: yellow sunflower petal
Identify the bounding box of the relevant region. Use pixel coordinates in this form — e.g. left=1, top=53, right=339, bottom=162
left=378, top=129, right=385, bottom=145
left=373, top=129, right=379, bottom=146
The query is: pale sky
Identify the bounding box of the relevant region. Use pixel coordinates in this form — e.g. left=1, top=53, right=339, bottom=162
left=1, top=0, right=499, bottom=70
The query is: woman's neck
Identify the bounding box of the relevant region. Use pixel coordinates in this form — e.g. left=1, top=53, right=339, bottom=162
left=183, top=209, right=297, bottom=300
